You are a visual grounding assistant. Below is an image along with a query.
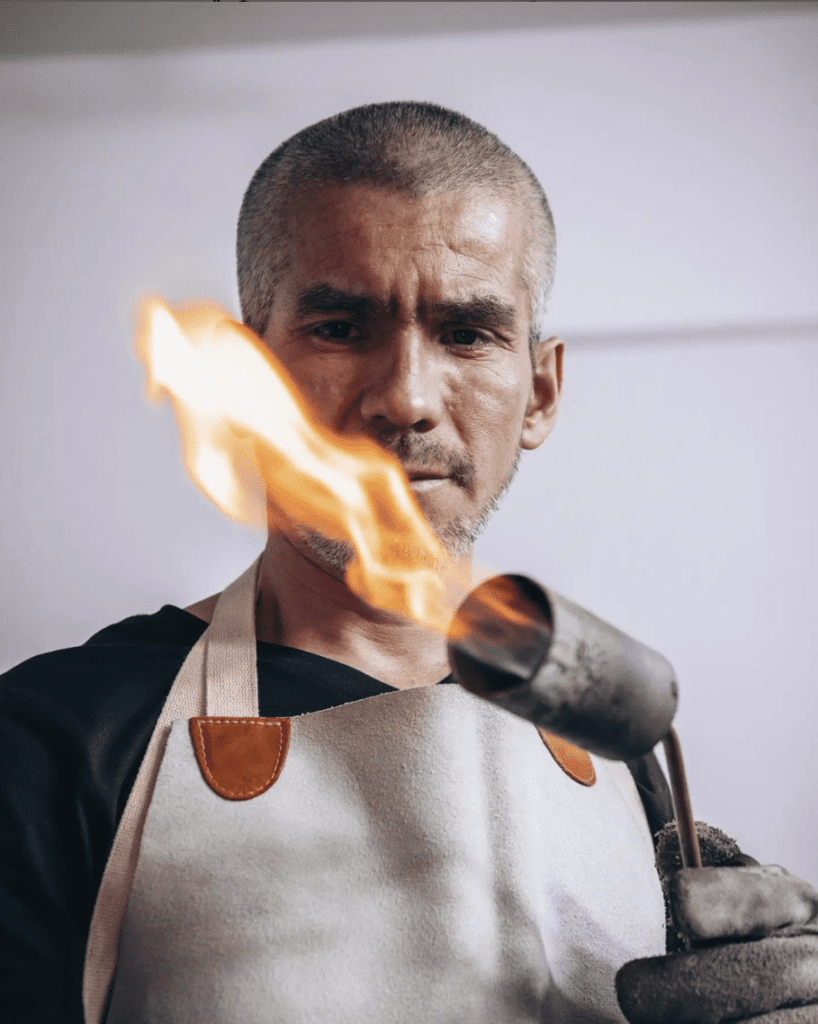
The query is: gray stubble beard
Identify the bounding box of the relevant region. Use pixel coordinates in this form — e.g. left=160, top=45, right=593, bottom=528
left=293, top=444, right=522, bottom=576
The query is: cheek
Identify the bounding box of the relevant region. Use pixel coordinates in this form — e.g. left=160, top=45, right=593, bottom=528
left=273, top=347, right=353, bottom=424
left=452, top=369, right=529, bottom=462
left=295, top=363, right=339, bottom=403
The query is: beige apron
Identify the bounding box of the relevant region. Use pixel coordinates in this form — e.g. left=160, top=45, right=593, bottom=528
left=83, top=557, right=666, bottom=1024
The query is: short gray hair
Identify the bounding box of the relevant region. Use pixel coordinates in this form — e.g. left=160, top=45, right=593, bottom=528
left=237, top=101, right=556, bottom=347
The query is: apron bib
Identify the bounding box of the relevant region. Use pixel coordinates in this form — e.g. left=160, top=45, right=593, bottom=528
left=84, top=557, right=666, bottom=1024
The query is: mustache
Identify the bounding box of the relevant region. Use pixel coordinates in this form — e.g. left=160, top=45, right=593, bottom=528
left=378, top=432, right=475, bottom=493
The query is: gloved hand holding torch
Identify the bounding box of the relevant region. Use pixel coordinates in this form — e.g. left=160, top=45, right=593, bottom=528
left=618, top=859, right=818, bottom=1023
left=447, top=575, right=818, bottom=1023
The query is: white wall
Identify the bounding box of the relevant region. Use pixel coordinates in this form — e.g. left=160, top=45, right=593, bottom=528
left=1, top=12, right=816, bottom=878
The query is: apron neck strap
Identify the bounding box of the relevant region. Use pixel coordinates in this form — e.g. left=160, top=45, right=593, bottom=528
left=204, top=555, right=262, bottom=717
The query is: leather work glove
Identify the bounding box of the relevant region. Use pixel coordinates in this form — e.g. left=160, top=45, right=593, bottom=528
left=616, top=856, right=818, bottom=1024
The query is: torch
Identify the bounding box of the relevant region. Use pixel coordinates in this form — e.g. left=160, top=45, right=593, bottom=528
left=447, top=574, right=702, bottom=869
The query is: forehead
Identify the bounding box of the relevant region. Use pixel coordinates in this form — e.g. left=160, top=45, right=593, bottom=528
left=279, top=184, right=530, bottom=315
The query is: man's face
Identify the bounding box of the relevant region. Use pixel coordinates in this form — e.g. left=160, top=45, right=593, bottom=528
left=263, top=183, right=560, bottom=565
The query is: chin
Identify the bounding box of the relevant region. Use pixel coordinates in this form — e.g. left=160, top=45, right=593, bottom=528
left=292, top=528, right=355, bottom=576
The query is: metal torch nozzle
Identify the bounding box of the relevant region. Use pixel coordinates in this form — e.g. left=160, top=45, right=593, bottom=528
left=447, top=574, right=678, bottom=760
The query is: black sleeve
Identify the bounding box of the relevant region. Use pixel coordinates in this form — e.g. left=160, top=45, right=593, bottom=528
left=0, top=691, right=91, bottom=1023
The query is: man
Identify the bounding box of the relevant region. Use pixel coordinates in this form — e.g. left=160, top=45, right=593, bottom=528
left=2, top=101, right=817, bottom=1024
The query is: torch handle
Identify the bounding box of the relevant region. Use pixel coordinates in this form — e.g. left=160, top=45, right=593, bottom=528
left=661, top=727, right=702, bottom=869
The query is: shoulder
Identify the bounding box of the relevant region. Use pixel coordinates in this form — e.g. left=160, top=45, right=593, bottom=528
left=0, top=605, right=207, bottom=731
left=182, top=594, right=219, bottom=625
left=0, top=605, right=210, bottom=847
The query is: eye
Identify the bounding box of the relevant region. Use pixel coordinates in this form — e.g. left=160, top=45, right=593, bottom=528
left=444, top=328, right=492, bottom=348
left=312, top=321, right=362, bottom=342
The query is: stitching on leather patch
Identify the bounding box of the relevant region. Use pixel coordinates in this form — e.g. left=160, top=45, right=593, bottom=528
left=189, top=717, right=291, bottom=801
left=537, top=727, right=596, bottom=787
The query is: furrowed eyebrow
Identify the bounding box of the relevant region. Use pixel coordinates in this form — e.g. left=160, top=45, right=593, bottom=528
left=294, top=285, right=381, bottom=319
left=424, top=297, right=519, bottom=333
left=293, top=286, right=519, bottom=334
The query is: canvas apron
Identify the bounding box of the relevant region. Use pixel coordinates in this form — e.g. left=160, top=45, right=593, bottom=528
left=83, top=557, right=666, bottom=1024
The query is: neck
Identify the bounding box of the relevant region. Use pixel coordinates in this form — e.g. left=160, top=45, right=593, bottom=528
left=255, top=530, right=471, bottom=689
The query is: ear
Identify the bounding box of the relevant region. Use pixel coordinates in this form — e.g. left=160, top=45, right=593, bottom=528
left=521, top=336, right=563, bottom=451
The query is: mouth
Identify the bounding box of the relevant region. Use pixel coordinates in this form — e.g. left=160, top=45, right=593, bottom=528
left=410, top=478, right=447, bottom=491
left=406, top=470, right=449, bottom=490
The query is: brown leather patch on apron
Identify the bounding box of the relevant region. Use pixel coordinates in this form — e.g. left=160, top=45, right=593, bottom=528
left=537, top=728, right=596, bottom=787
left=190, top=717, right=291, bottom=800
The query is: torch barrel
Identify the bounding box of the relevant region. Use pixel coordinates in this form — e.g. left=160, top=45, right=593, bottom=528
left=447, top=574, right=679, bottom=761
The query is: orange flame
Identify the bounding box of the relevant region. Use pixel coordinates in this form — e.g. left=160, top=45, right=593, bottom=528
left=135, top=296, right=466, bottom=630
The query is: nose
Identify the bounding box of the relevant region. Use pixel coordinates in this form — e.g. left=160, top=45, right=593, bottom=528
left=359, top=328, right=443, bottom=434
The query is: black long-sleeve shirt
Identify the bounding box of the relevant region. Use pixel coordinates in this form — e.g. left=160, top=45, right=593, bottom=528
left=0, top=605, right=674, bottom=1023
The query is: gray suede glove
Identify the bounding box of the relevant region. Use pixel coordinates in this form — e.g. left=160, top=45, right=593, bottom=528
left=616, top=826, right=818, bottom=1024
